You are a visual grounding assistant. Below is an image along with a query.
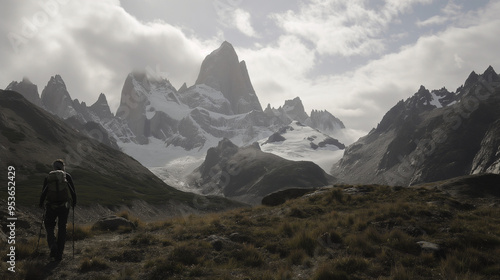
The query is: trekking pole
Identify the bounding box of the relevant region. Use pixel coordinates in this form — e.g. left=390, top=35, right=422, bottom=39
left=35, top=208, right=46, bottom=256
left=72, top=205, right=75, bottom=258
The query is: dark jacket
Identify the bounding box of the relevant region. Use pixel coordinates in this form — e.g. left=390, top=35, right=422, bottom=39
left=39, top=172, right=77, bottom=208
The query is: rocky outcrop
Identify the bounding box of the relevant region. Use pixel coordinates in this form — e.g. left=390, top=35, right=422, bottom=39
left=261, top=188, right=317, bottom=206
left=92, top=215, right=136, bottom=231
left=263, top=132, right=286, bottom=144
left=471, top=120, right=500, bottom=174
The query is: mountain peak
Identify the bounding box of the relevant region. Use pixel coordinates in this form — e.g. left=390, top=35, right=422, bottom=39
left=97, top=92, right=107, bottom=102
left=41, top=74, right=77, bottom=119
left=6, top=77, right=41, bottom=107
left=482, top=65, right=499, bottom=83
left=464, top=70, right=479, bottom=87
left=89, top=93, right=113, bottom=120
left=282, top=97, right=308, bottom=123
left=195, top=42, right=262, bottom=114
left=220, top=40, right=234, bottom=50
left=50, top=74, right=66, bottom=86
left=21, top=76, right=33, bottom=84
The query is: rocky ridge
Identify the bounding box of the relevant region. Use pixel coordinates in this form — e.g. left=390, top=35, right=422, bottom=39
left=332, top=66, right=500, bottom=186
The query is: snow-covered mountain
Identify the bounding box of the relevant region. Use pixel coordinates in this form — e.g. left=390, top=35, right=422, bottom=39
left=5, top=41, right=347, bottom=194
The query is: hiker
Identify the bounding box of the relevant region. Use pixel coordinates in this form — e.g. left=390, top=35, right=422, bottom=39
left=39, top=159, right=77, bottom=261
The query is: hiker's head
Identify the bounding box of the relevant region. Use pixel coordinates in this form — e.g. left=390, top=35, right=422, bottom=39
left=53, top=159, right=65, bottom=171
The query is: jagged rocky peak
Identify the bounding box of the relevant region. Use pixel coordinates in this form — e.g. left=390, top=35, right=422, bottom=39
left=117, top=71, right=179, bottom=144
left=265, top=97, right=308, bottom=124
left=482, top=65, right=500, bottom=83
left=178, top=82, right=188, bottom=93
left=89, top=93, right=113, bottom=120
left=464, top=70, right=479, bottom=88
left=117, top=71, right=177, bottom=119
left=406, top=85, right=434, bottom=109
left=432, top=87, right=456, bottom=107
left=5, top=77, right=42, bottom=107
left=40, top=74, right=77, bottom=119
left=282, top=97, right=309, bottom=123
left=266, top=97, right=345, bottom=135
left=456, top=66, right=499, bottom=99
left=195, top=41, right=263, bottom=114
left=306, top=109, right=346, bottom=134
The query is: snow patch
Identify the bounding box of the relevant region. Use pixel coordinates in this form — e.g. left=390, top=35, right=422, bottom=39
left=259, top=122, right=344, bottom=174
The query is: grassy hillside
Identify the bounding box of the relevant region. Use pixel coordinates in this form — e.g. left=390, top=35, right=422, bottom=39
left=4, top=179, right=499, bottom=279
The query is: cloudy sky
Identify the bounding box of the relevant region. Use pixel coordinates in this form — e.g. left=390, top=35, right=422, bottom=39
left=1, top=0, right=499, bottom=138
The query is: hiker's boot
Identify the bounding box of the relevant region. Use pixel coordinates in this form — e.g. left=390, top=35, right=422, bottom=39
left=49, top=244, right=58, bottom=261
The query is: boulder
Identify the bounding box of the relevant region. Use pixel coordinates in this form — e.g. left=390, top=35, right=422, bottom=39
left=92, top=215, right=136, bottom=231
left=417, top=241, right=445, bottom=258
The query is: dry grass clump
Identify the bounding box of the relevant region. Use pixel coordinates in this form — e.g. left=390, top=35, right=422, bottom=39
left=130, top=232, right=159, bottom=246
left=66, top=224, right=93, bottom=241
left=79, top=257, right=109, bottom=272
left=288, top=230, right=317, bottom=257
left=116, top=210, right=144, bottom=228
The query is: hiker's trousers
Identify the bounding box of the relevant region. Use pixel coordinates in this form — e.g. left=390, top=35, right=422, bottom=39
left=44, top=205, right=70, bottom=257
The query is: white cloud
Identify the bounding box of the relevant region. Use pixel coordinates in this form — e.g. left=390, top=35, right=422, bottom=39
left=212, top=1, right=259, bottom=38
left=272, top=0, right=432, bottom=57
left=417, top=0, right=462, bottom=27
left=233, top=8, right=259, bottom=37
left=238, top=35, right=316, bottom=106
left=1, top=0, right=498, bottom=140
left=244, top=0, right=500, bottom=133
left=1, top=0, right=219, bottom=111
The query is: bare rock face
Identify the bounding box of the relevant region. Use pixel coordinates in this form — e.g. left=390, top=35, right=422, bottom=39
left=6, top=77, right=42, bottom=107
left=471, top=119, right=500, bottom=174
left=89, top=93, right=114, bottom=120
left=195, top=41, right=262, bottom=114
left=41, top=75, right=77, bottom=119
left=306, top=109, right=345, bottom=135
left=116, top=71, right=178, bottom=144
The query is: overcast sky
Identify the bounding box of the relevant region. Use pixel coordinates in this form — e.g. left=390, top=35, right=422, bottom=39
left=1, top=0, right=499, bottom=137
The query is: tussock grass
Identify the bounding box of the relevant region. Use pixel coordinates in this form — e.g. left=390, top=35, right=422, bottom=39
left=79, top=257, right=109, bottom=272
left=67, top=224, right=93, bottom=241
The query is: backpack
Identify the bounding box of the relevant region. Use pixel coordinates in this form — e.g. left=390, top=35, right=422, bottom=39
left=46, top=170, right=70, bottom=205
